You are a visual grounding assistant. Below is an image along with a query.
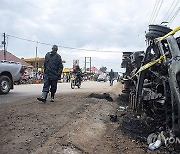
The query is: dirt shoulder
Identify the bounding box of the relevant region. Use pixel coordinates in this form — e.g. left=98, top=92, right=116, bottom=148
left=0, top=86, right=119, bottom=154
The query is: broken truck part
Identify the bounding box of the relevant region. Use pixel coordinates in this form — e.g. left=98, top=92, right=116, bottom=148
left=121, top=25, right=180, bottom=136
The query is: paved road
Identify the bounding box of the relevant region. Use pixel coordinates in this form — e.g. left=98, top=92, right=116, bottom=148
left=0, top=81, right=115, bottom=104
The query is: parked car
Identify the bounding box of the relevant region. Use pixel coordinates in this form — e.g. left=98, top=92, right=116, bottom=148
left=97, top=75, right=107, bottom=82
left=0, top=60, right=23, bottom=94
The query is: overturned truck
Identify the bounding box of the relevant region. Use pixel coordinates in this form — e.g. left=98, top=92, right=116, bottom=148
left=121, top=25, right=180, bottom=136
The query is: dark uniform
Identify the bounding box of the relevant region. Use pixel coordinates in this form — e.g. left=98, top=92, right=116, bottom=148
left=43, top=52, right=63, bottom=93
left=109, top=69, right=115, bottom=86
left=37, top=45, right=63, bottom=102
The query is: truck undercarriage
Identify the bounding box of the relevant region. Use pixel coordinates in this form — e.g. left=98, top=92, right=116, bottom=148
left=121, top=25, right=180, bottom=136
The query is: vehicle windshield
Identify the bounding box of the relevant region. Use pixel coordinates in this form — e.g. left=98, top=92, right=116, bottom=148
left=98, top=75, right=105, bottom=78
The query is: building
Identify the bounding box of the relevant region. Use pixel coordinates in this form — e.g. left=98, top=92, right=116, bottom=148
left=24, top=57, right=66, bottom=72
left=0, top=50, right=34, bottom=77
left=90, top=66, right=104, bottom=74
left=23, top=57, right=45, bottom=72
left=0, top=50, right=33, bottom=68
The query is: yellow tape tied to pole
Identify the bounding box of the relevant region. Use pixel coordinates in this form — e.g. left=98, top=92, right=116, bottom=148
left=131, top=54, right=166, bottom=78
left=127, top=25, right=180, bottom=79
left=156, top=26, right=180, bottom=43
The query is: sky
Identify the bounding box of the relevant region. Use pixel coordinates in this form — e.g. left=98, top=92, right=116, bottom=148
left=0, top=0, right=179, bottom=72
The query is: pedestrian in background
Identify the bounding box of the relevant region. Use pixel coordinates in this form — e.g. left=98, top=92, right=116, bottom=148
left=37, top=45, right=63, bottom=102
left=109, top=69, right=115, bottom=86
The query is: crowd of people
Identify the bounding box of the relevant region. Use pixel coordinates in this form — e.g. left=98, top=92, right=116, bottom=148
left=20, top=69, right=120, bottom=85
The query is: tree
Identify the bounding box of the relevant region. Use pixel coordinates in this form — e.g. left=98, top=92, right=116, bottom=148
left=100, top=66, right=107, bottom=73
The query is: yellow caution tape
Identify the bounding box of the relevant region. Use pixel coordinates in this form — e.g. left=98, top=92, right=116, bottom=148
left=156, top=26, right=180, bottom=43
left=125, top=25, right=180, bottom=80
left=131, top=54, right=166, bottom=78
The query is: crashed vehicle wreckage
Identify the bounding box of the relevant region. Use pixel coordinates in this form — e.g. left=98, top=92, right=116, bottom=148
left=121, top=24, right=180, bottom=136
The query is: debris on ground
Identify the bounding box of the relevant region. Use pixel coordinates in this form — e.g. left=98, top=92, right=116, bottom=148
left=115, top=94, right=180, bottom=153
left=148, top=139, right=162, bottom=150
left=109, top=115, right=118, bottom=122
left=88, top=93, right=114, bottom=102
left=118, top=106, right=128, bottom=111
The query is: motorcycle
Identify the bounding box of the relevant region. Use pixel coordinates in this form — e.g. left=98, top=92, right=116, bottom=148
left=70, top=73, right=81, bottom=89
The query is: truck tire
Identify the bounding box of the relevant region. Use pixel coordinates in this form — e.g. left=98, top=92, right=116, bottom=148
left=0, top=75, right=11, bottom=94
left=149, top=25, right=172, bottom=34
left=146, top=24, right=172, bottom=40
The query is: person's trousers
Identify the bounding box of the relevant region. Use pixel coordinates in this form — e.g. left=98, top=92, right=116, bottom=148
left=110, top=79, right=113, bottom=86
left=42, top=77, right=58, bottom=95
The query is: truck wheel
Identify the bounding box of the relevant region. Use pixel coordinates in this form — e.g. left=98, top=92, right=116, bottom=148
left=149, top=25, right=172, bottom=34
left=0, top=75, right=11, bottom=94
left=146, top=24, right=172, bottom=40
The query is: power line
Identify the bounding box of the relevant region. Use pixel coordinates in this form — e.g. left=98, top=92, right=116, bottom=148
left=7, top=34, right=39, bottom=44
left=6, top=34, right=123, bottom=53
left=165, top=0, right=179, bottom=22
left=152, top=0, right=164, bottom=24
left=149, top=0, right=159, bottom=24
left=162, top=0, right=176, bottom=22
left=169, top=7, right=180, bottom=25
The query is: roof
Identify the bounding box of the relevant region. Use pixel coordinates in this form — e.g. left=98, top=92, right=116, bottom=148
left=91, top=66, right=99, bottom=71
left=24, top=57, right=66, bottom=63
left=63, top=68, right=73, bottom=73
left=24, top=57, right=45, bottom=62
left=0, top=50, right=33, bottom=68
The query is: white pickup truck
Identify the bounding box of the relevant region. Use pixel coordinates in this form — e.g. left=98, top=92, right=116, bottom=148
left=0, top=60, right=22, bottom=94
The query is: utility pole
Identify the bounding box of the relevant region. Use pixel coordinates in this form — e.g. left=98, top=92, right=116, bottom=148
left=90, top=57, right=92, bottom=73
left=85, top=57, right=92, bottom=73
left=3, top=33, right=6, bottom=60
left=85, top=57, right=86, bottom=72
left=35, top=46, right=38, bottom=77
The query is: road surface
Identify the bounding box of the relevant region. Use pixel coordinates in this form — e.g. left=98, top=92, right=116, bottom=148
left=0, top=81, right=115, bottom=104
left=0, top=81, right=125, bottom=154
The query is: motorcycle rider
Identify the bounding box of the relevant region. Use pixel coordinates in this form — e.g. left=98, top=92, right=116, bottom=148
left=37, top=45, right=63, bottom=103
left=72, top=65, right=82, bottom=83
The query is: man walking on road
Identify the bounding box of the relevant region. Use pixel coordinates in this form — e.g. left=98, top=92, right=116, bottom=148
left=37, top=45, right=63, bottom=103
left=109, top=69, right=115, bottom=86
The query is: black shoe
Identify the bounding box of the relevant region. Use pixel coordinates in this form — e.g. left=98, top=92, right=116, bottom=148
left=50, top=97, right=55, bottom=102
left=37, top=92, right=48, bottom=103
left=50, top=93, right=55, bottom=102
left=37, top=97, right=46, bottom=103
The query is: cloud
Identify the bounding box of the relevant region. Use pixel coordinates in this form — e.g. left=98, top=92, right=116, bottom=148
left=0, top=0, right=179, bottom=71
